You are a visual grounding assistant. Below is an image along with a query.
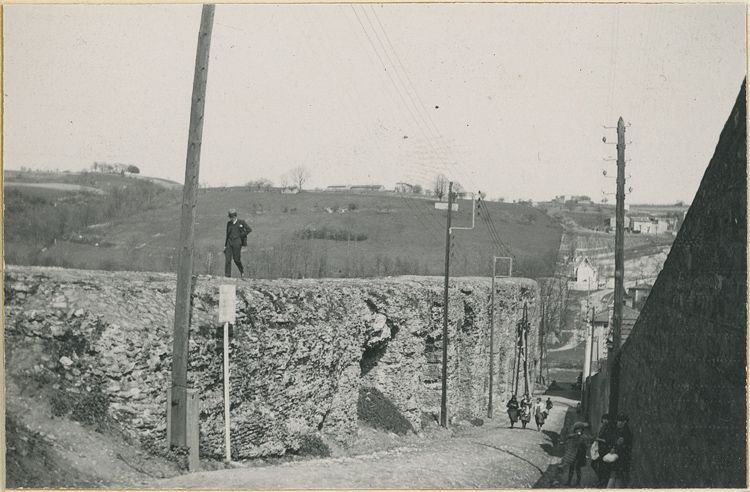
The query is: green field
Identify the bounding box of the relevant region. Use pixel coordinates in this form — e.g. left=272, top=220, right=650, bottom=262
left=4, top=172, right=563, bottom=278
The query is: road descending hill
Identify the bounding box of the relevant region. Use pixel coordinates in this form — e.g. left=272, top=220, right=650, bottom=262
left=150, top=397, right=579, bottom=490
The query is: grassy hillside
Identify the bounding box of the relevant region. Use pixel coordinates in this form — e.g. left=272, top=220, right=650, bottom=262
left=4, top=172, right=563, bottom=278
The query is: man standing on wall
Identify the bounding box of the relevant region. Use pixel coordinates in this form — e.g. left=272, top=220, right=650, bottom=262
left=224, top=208, right=251, bottom=278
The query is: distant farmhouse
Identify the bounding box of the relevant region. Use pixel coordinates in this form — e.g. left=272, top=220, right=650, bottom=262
left=394, top=182, right=414, bottom=193
left=91, top=162, right=139, bottom=174
left=350, top=185, right=385, bottom=192
left=326, top=185, right=350, bottom=192
left=568, top=256, right=599, bottom=291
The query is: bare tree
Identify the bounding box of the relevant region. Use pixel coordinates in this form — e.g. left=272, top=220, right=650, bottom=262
left=433, top=174, right=448, bottom=200
left=257, top=177, right=273, bottom=192
left=248, top=178, right=273, bottom=192
left=290, top=166, right=311, bottom=191
left=279, top=172, right=290, bottom=190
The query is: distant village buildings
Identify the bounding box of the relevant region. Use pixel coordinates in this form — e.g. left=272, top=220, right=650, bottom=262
left=394, top=182, right=414, bottom=193
left=608, top=213, right=681, bottom=234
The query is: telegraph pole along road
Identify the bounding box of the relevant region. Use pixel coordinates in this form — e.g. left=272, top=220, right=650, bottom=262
left=169, top=4, right=215, bottom=470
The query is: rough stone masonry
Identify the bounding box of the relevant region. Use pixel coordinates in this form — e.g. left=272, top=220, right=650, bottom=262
left=615, top=79, right=747, bottom=487
left=4, top=266, right=540, bottom=459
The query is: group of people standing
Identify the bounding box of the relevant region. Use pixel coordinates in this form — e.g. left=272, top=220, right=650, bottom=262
left=590, top=413, right=633, bottom=488
left=506, top=394, right=553, bottom=431
left=507, top=394, right=633, bottom=488
left=560, top=412, right=633, bottom=488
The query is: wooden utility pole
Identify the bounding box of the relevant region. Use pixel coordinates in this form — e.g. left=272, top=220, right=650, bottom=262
left=488, top=260, right=496, bottom=418
left=170, top=4, right=215, bottom=448
left=538, top=300, right=545, bottom=386
left=522, top=303, right=531, bottom=396
left=609, top=116, right=626, bottom=415
left=440, top=182, right=453, bottom=428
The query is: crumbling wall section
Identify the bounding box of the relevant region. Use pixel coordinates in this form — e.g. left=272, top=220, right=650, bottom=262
left=5, top=267, right=539, bottom=459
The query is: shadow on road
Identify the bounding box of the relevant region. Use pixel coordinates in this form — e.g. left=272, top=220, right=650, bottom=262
left=533, top=464, right=563, bottom=488
left=540, top=429, right=563, bottom=458
left=543, top=429, right=561, bottom=447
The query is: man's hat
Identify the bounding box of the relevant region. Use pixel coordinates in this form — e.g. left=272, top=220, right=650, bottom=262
left=228, top=208, right=237, bottom=216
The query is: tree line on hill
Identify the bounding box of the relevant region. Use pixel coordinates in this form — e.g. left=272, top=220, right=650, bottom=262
left=4, top=180, right=176, bottom=266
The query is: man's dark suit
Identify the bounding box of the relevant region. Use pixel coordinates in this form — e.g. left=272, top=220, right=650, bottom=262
left=225, top=218, right=251, bottom=277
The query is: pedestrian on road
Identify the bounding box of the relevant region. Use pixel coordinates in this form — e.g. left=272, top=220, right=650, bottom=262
left=224, top=208, right=252, bottom=278
left=506, top=395, right=519, bottom=428
left=546, top=397, right=553, bottom=412
left=591, top=413, right=617, bottom=487
left=520, top=394, right=532, bottom=429
left=534, top=397, right=547, bottom=432
left=561, top=422, right=589, bottom=486
left=606, top=413, right=633, bottom=488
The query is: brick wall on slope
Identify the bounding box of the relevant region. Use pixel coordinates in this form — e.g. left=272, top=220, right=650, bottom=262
left=615, top=79, right=747, bottom=487
left=4, top=266, right=539, bottom=459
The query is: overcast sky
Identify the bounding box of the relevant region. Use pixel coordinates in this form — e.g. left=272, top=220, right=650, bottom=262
left=3, top=3, right=746, bottom=203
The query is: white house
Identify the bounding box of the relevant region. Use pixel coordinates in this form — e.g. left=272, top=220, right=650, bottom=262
left=568, top=257, right=598, bottom=291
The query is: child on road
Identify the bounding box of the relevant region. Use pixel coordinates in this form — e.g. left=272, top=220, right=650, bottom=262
left=561, top=422, right=589, bottom=486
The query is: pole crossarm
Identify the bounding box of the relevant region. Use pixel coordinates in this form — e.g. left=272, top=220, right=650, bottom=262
left=492, top=256, right=513, bottom=278
left=449, top=193, right=476, bottom=234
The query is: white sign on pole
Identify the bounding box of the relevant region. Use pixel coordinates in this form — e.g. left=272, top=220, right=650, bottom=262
left=218, top=285, right=236, bottom=324
left=218, top=284, right=236, bottom=463
left=223, top=320, right=231, bottom=462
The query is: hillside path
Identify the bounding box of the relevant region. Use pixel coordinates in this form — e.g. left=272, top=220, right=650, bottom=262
left=150, top=396, right=580, bottom=490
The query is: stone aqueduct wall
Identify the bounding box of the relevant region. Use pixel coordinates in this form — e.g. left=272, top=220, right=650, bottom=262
left=4, top=266, right=540, bottom=459
left=615, top=80, right=747, bottom=487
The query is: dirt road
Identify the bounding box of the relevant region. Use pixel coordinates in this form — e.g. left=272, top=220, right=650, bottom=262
left=150, top=396, right=579, bottom=490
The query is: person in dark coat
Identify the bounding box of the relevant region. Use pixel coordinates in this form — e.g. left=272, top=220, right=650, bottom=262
left=591, top=413, right=617, bottom=487
left=506, top=395, right=519, bottom=428
left=546, top=397, right=554, bottom=412
left=606, top=413, right=633, bottom=488
left=224, top=208, right=251, bottom=278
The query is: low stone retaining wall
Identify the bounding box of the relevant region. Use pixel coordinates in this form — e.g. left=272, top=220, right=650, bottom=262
left=5, top=266, right=540, bottom=459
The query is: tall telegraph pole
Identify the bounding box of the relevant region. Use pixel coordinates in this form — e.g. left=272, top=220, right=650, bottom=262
left=170, top=4, right=215, bottom=447
left=440, top=182, right=453, bottom=427
left=609, top=116, right=626, bottom=415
